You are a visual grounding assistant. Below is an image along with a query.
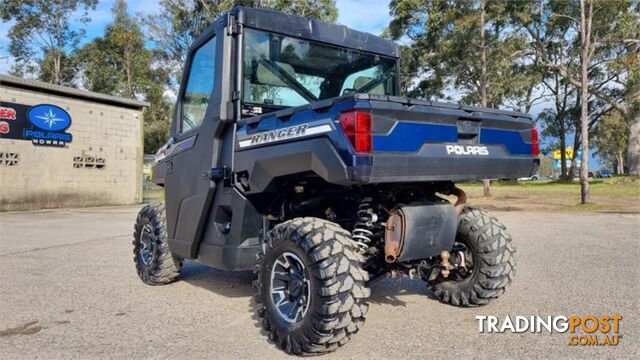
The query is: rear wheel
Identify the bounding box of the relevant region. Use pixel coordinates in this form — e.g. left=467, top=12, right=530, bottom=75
left=133, top=204, right=182, bottom=285
left=427, top=207, right=516, bottom=306
left=255, top=217, right=370, bottom=355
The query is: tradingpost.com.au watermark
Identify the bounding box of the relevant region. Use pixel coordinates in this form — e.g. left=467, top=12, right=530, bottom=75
left=476, top=315, right=623, bottom=346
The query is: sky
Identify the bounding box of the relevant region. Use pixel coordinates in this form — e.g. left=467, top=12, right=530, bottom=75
left=0, top=0, right=603, bottom=169
left=0, top=0, right=392, bottom=74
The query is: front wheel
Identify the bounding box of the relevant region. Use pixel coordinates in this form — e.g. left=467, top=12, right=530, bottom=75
left=132, top=204, right=182, bottom=285
left=254, top=217, right=370, bottom=355
left=427, top=207, right=516, bottom=306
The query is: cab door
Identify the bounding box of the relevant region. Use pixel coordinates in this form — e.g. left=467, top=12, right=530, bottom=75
left=163, top=31, right=225, bottom=259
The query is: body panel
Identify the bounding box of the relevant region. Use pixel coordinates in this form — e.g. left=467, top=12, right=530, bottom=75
left=233, top=94, right=538, bottom=195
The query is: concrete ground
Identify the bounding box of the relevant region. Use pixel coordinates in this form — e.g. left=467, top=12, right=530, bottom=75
left=0, top=206, right=638, bottom=359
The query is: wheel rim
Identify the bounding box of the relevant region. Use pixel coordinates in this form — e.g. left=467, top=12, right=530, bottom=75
left=450, top=241, right=475, bottom=281
left=269, top=252, right=311, bottom=323
left=139, top=224, right=154, bottom=266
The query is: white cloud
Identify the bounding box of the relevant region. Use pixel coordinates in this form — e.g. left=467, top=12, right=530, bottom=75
left=336, top=0, right=392, bottom=36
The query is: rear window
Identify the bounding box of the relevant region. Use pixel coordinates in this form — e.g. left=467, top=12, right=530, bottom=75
left=242, top=29, right=397, bottom=108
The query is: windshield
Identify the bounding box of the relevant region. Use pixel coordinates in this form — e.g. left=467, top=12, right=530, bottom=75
left=242, top=29, right=398, bottom=110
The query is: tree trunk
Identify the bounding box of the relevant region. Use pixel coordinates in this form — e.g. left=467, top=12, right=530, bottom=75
left=482, top=179, right=491, bottom=196
left=616, top=148, right=625, bottom=175
left=560, top=119, right=567, bottom=179
left=479, top=0, right=487, bottom=107
left=480, top=0, right=491, bottom=196
left=568, top=130, right=580, bottom=180
left=628, top=117, right=640, bottom=176
left=578, top=0, right=592, bottom=204
left=54, top=51, right=61, bottom=85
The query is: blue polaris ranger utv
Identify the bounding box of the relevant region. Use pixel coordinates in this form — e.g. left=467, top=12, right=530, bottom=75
left=133, top=6, right=538, bottom=355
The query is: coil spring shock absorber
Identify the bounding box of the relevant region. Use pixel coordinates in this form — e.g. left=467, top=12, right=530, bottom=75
left=351, top=198, right=378, bottom=252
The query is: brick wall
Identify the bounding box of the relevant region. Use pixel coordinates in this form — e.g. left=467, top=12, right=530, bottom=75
left=0, top=85, right=144, bottom=211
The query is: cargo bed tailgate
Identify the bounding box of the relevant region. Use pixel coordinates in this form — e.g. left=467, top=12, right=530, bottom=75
left=360, top=96, right=538, bottom=182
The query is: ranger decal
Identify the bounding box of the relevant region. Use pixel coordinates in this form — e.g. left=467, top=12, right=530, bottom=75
left=238, top=123, right=332, bottom=148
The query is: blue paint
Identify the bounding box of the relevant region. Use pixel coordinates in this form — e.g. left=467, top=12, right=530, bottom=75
left=373, top=122, right=458, bottom=152
left=27, top=104, right=72, bottom=131
left=480, top=128, right=531, bottom=155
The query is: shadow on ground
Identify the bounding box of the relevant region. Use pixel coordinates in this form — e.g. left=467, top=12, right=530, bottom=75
left=180, top=260, right=439, bottom=307
left=178, top=258, right=441, bottom=352
left=180, top=261, right=255, bottom=298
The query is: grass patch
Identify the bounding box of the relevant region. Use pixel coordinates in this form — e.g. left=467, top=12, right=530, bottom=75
left=458, top=176, right=639, bottom=213
left=143, top=183, right=165, bottom=203
left=141, top=176, right=639, bottom=213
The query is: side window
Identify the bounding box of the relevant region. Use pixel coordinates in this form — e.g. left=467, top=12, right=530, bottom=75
left=180, top=36, right=216, bottom=133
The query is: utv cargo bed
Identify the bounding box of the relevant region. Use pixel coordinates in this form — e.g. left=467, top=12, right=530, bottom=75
left=235, top=94, right=539, bottom=191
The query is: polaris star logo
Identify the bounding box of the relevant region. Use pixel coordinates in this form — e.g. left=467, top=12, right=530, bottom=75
left=238, top=123, right=332, bottom=148
left=446, top=144, right=489, bottom=156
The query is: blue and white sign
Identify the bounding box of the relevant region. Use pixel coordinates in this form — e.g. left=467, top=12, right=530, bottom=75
left=27, top=104, right=72, bottom=131
left=24, top=104, right=73, bottom=147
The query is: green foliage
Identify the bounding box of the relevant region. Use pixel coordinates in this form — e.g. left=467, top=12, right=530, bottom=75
left=592, top=113, right=629, bottom=172
left=143, top=72, right=174, bottom=154
left=37, top=50, right=79, bottom=86
left=510, top=0, right=639, bottom=174
left=269, top=0, right=338, bottom=22
left=388, top=0, right=538, bottom=108
left=77, top=0, right=173, bottom=154
left=77, top=0, right=151, bottom=97
left=538, top=156, right=555, bottom=178
left=538, top=107, right=575, bottom=145
left=0, top=0, right=97, bottom=85
left=144, top=0, right=235, bottom=80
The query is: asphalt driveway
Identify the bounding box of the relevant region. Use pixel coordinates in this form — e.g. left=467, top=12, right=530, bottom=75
left=0, top=206, right=638, bottom=359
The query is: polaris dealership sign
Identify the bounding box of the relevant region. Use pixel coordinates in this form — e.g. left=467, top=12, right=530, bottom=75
left=0, top=102, right=73, bottom=147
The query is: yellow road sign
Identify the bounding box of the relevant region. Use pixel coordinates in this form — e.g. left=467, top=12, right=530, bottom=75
left=553, top=147, right=574, bottom=160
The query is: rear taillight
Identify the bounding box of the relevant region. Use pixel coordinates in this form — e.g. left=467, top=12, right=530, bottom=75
left=531, top=126, right=539, bottom=156
left=339, top=110, right=372, bottom=154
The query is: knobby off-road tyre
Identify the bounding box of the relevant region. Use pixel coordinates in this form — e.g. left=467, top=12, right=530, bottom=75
left=254, top=217, right=370, bottom=355
left=133, top=204, right=182, bottom=285
left=428, top=207, right=516, bottom=307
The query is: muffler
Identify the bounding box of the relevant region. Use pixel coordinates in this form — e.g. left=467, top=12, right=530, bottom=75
left=384, top=203, right=457, bottom=263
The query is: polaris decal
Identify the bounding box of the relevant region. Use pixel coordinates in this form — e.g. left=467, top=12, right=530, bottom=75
left=446, top=144, right=489, bottom=156
left=238, top=123, right=332, bottom=148
left=0, top=101, right=72, bottom=147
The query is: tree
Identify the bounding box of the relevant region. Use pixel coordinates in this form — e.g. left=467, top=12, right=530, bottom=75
left=143, top=68, right=174, bottom=153
left=38, top=49, right=79, bottom=86
left=78, top=0, right=152, bottom=98
left=512, top=0, right=640, bottom=177
left=538, top=156, right=555, bottom=178
left=538, top=98, right=575, bottom=180
left=388, top=0, right=544, bottom=195
left=146, top=0, right=339, bottom=83
left=267, top=0, right=337, bottom=21
left=0, top=0, right=97, bottom=86
left=388, top=0, right=539, bottom=108
left=577, top=0, right=593, bottom=203
left=77, top=0, right=173, bottom=153
left=593, top=113, right=629, bottom=174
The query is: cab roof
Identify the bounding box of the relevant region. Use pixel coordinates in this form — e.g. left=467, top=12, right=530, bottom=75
left=232, top=6, right=400, bottom=59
